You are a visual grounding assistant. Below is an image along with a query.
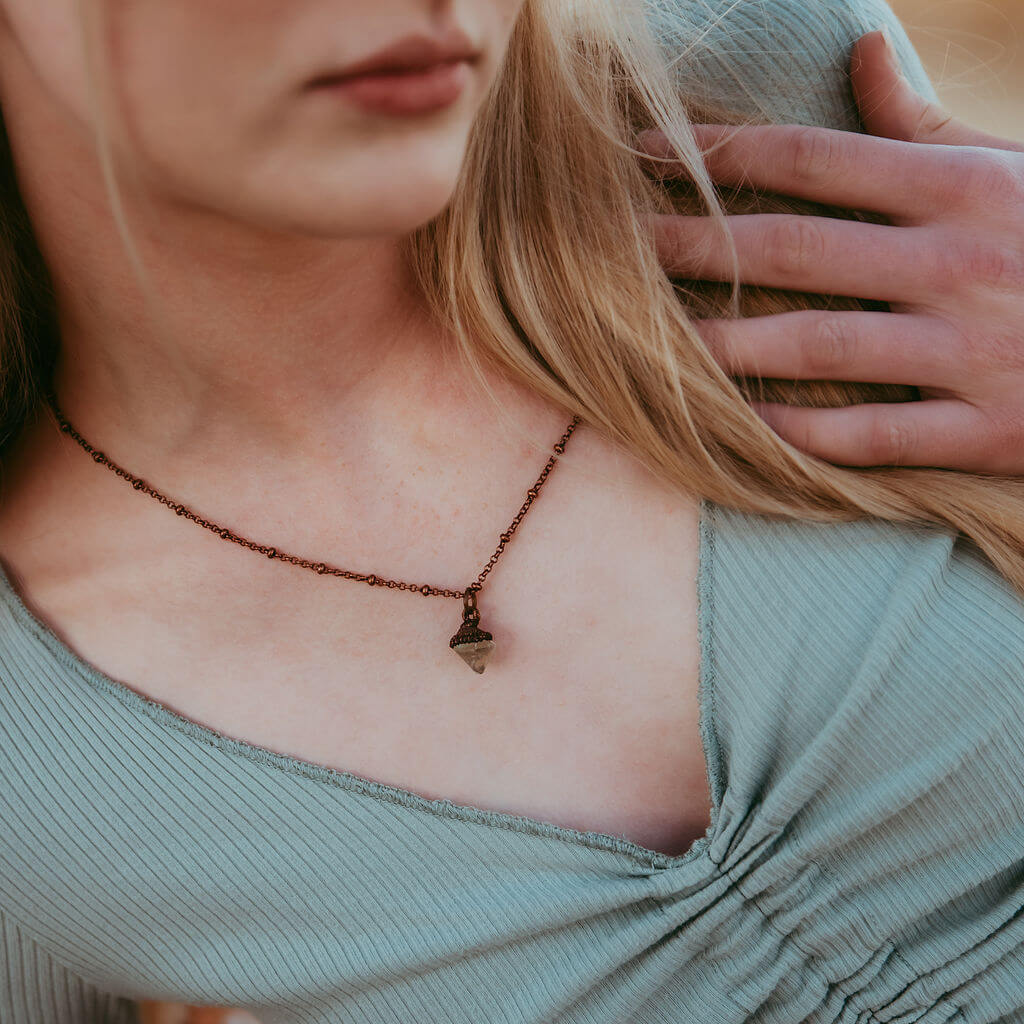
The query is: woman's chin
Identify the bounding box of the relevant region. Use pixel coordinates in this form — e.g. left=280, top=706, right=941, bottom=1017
left=339, top=196, right=457, bottom=238
left=234, top=183, right=460, bottom=240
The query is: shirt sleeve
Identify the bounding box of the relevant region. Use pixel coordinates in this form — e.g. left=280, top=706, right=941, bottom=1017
left=645, top=0, right=939, bottom=130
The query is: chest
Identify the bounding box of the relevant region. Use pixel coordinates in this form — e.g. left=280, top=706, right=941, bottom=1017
left=1, top=430, right=710, bottom=860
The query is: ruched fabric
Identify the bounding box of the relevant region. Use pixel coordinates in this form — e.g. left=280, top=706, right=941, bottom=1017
left=2, top=499, right=1023, bottom=1023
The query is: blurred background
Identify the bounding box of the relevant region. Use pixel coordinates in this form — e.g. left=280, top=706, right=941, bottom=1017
left=890, top=0, right=1022, bottom=138
left=136, top=4, right=1020, bottom=1024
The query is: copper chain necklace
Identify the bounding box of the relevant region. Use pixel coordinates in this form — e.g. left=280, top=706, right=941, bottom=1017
left=42, top=386, right=581, bottom=674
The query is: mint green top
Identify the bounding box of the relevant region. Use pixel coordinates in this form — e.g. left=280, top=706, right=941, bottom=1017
left=3, top=498, right=1024, bottom=1023
left=3, top=5, right=1024, bottom=1024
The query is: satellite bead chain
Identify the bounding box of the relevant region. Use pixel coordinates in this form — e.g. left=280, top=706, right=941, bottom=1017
left=42, top=385, right=581, bottom=674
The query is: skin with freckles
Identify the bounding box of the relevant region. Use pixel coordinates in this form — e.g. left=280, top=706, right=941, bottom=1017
left=0, top=0, right=711, bottom=861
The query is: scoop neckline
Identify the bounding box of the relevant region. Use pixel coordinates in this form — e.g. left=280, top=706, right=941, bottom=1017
left=0, top=496, right=725, bottom=872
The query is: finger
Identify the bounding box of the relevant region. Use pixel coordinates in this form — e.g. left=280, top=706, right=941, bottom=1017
left=750, top=398, right=994, bottom=470
left=639, top=123, right=950, bottom=222
left=851, top=29, right=1024, bottom=153
left=652, top=213, right=939, bottom=303
left=695, top=310, right=963, bottom=389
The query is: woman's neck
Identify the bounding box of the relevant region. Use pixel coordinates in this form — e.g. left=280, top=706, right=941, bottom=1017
left=0, top=59, right=580, bottom=576
left=3, top=78, right=475, bottom=470
left=0, top=3, right=499, bottom=474
left=49, top=226, right=455, bottom=469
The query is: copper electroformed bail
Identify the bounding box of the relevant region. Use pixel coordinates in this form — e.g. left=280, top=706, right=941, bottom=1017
left=448, top=586, right=495, bottom=674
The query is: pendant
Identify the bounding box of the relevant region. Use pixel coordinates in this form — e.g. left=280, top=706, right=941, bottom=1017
left=449, top=587, right=495, bottom=674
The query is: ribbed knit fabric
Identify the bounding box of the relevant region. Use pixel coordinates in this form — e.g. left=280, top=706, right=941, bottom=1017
left=2, top=498, right=1023, bottom=1024
left=3, top=3, right=1024, bottom=1023
left=646, top=0, right=942, bottom=129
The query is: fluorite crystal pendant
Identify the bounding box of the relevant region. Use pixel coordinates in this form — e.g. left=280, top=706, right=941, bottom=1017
left=450, top=586, right=495, bottom=674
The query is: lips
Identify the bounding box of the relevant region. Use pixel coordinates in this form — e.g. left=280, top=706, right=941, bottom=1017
left=307, top=27, right=480, bottom=88
left=311, top=60, right=473, bottom=117
left=304, top=27, right=479, bottom=117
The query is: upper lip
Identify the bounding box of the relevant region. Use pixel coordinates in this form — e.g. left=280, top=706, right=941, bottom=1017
left=309, top=27, right=480, bottom=84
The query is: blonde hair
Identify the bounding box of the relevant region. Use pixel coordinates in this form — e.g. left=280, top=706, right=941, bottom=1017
left=408, top=0, right=1024, bottom=593
left=2, top=0, right=1023, bottom=595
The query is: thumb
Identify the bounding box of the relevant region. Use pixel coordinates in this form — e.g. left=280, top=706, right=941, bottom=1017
left=850, top=29, right=1022, bottom=151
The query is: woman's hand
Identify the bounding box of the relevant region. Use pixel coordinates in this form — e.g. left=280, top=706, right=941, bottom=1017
left=643, top=29, right=1024, bottom=475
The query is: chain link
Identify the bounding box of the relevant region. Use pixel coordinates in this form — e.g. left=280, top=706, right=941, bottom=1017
left=43, top=386, right=581, bottom=603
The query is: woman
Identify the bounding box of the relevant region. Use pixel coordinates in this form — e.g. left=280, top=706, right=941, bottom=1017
left=0, top=1, right=1020, bottom=1023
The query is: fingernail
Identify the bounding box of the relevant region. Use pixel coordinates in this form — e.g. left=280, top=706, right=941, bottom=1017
left=880, top=26, right=902, bottom=74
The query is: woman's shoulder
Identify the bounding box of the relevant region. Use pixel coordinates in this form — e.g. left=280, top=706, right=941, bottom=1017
left=702, top=498, right=1024, bottom=810
left=704, top=498, right=1024, bottom=697
left=648, top=0, right=939, bottom=127
left=701, top=500, right=1024, bottom=1009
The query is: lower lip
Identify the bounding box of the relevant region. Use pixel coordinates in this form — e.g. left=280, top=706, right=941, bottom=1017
left=309, top=59, right=472, bottom=117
